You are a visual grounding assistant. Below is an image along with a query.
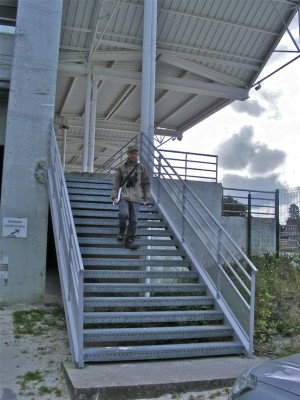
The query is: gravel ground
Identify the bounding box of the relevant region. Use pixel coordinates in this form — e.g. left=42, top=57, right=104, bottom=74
left=138, top=389, right=230, bottom=400
left=0, top=304, right=71, bottom=400
left=0, top=304, right=230, bottom=400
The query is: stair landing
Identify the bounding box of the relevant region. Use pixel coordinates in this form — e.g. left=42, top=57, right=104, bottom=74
left=62, top=355, right=263, bottom=400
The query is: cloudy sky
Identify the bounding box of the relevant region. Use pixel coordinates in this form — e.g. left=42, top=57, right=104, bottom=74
left=164, top=15, right=300, bottom=192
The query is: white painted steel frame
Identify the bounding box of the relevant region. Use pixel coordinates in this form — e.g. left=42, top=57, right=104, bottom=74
left=48, top=124, right=84, bottom=368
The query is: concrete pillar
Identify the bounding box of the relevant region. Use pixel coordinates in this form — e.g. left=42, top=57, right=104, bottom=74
left=140, top=0, right=157, bottom=162
left=0, top=0, right=63, bottom=303
left=0, top=100, right=7, bottom=145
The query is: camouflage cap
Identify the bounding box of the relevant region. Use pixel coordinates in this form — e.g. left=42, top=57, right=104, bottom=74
left=127, top=145, right=139, bottom=152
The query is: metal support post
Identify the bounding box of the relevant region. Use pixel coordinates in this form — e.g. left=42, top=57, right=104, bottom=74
left=275, top=189, right=280, bottom=257
left=83, top=74, right=92, bottom=172
left=247, top=193, right=252, bottom=259
left=140, top=0, right=157, bottom=165
left=88, top=76, right=98, bottom=172
left=61, top=127, right=67, bottom=170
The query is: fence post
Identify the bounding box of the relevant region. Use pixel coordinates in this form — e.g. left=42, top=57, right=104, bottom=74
left=247, top=193, right=252, bottom=258
left=184, top=153, right=188, bottom=181
left=181, top=183, right=186, bottom=243
left=275, top=189, right=280, bottom=257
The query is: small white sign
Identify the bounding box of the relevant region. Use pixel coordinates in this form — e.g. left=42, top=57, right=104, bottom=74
left=3, top=217, right=27, bottom=238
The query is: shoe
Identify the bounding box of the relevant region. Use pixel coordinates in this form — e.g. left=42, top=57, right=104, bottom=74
left=117, top=232, right=124, bottom=241
left=125, top=241, right=137, bottom=250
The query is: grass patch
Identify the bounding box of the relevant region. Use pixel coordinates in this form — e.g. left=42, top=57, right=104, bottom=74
left=17, top=370, right=62, bottom=397
left=13, top=306, right=66, bottom=338
left=17, top=370, right=43, bottom=390
left=253, top=253, right=300, bottom=356
left=38, top=385, right=62, bottom=397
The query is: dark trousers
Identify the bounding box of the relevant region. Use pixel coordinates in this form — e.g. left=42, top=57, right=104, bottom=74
left=118, top=200, right=140, bottom=242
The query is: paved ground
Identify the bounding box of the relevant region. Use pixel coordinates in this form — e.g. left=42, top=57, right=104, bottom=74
left=63, top=354, right=264, bottom=400
left=0, top=303, right=254, bottom=400
left=0, top=301, right=230, bottom=400
left=0, top=271, right=265, bottom=400
left=0, top=303, right=71, bottom=400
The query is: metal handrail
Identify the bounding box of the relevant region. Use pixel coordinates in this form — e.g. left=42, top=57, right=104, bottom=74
left=96, top=139, right=218, bottom=182
left=140, top=134, right=257, bottom=357
left=157, top=149, right=218, bottom=182
left=223, top=187, right=277, bottom=217
left=47, top=123, right=84, bottom=368
left=95, top=136, right=138, bottom=173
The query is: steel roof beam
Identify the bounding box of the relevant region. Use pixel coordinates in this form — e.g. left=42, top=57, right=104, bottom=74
left=59, top=48, right=260, bottom=72
left=159, top=54, right=247, bottom=87
left=121, top=1, right=281, bottom=36
left=58, top=63, right=249, bottom=100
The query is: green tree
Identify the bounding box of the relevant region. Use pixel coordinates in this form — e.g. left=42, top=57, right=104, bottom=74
left=286, top=203, right=300, bottom=232
left=222, top=196, right=247, bottom=217
left=287, top=203, right=300, bottom=221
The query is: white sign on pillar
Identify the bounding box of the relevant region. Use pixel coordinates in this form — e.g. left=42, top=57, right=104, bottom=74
left=3, top=217, right=28, bottom=238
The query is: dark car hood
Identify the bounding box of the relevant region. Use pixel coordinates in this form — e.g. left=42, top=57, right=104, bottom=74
left=250, top=354, right=300, bottom=396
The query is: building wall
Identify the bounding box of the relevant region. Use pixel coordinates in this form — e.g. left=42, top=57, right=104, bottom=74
left=0, top=0, right=63, bottom=304
left=0, top=101, right=7, bottom=145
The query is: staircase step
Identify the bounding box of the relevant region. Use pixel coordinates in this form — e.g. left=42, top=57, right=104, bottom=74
left=65, top=176, right=113, bottom=183
left=82, top=258, right=191, bottom=268
left=83, top=325, right=232, bottom=342
left=74, top=217, right=169, bottom=228
left=84, top=270, right=198, bottom=279
left=76, top=227, right=174, bottom=237
left=78, top=237, right=180, bottom=247
left=80, top=247, right=186, bottom=256
left=83, top=341, right=244, bottom=362
left=66, top=181, right=112, bottom=189
left=83, top=296, right=214, bottom=308
left=84, top=283, right=206, bottom=293
left=83, top=310, right=223, bottom=324
left=68, top=189, right=112, bottom=196
left=72, top=208, right=163, bottom=220
left=69, top=195, right=160, bottom=213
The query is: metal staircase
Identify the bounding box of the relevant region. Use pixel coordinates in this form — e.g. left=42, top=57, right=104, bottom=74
left=65, top=174, right=244, bottom=363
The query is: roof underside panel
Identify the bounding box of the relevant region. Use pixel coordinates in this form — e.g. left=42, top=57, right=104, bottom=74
left=54, top=0, right=299, bottom=171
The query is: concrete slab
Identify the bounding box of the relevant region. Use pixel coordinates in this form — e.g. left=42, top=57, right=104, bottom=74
left=63, top=355, right=265, bottom=400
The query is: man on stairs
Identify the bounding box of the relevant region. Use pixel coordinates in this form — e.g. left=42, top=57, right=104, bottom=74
left=111, top=144, right=151, bottom=250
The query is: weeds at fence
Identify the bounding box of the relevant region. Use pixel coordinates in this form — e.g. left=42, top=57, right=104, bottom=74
left=253, top=252, right=300, bottom=357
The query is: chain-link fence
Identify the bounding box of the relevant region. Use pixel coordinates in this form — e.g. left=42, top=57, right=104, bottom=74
left=279, top=187, right=300, bottom=253
left=221, top=187, right=300, bottom=256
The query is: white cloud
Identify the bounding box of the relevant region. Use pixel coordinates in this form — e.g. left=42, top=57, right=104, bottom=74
left=231, top=100, right=266, bottom=117
left=220, top=173, right=286, bottom=191
left=161, top=16, right=300, bottom=190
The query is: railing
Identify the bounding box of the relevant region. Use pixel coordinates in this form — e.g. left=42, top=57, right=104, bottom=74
left=96, top=139, right=218, bottom=182
left=222, top=187, right=279, bottom=257
left=47, top=123, right=84, bottom=368
left=157, top=149, right=218, bottom=182
left=95, top=137, right=138, bottom=173
left=222, top=187, right=278, bottom=217
left=140, top=134, right=257, bottom=357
